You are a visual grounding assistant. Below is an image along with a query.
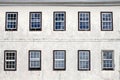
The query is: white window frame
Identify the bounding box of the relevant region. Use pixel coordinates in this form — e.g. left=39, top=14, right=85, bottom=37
left=4, top=50, right=17, bottom=71
left=53, top=50, right=66, bottom=70
left=29, top=50, right=41, bottom=70
left=78, top=50, right=90, bottom=70
left=102, top=50, right=114, bottom=70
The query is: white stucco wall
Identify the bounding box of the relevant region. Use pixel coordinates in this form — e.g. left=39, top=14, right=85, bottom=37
left=0, top=5, right=119, bottom=80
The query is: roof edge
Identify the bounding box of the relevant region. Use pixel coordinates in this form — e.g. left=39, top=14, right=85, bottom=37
left=0, top=1, right=120, bottom=6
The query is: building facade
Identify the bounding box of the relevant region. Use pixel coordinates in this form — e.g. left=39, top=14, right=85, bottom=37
left=0, top=0, right=120, bottom=80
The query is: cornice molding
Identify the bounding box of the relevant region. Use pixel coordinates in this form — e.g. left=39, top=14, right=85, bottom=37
left=0, top=1, right=120, bottom=6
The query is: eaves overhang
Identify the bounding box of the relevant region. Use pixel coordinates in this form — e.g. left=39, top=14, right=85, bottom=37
left=0, top=1, right=120, bottom=6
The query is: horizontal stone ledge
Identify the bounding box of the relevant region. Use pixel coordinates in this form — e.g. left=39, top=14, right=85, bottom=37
left=0, top=38, right=120, bottom=42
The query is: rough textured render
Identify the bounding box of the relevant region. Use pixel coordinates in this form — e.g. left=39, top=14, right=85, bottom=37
left=0, top=0, right=119, bottom=80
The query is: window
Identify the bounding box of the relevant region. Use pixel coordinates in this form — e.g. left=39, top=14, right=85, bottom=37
left=102, top=50, right=114, bottom=70
left=53, top=50, right=66, bottom=70
left=54, top=12, right=66, bottom=31
left=6, top=12, right=18, bottom=31
left=29, top=50, right=41, bottom=70
left=30, top=12, right=42, bottom=31
left=4, top=50, right=17, bottom=71
left=78, top=12, right=90, bottom=31
left=101, top=12, right=113, bottom=31
left=78, top=50, right=90, bottom=70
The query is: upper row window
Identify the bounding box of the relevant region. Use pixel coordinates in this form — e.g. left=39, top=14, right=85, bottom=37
left=29, top=12, right=42, bottom=31
left=6, top=12, right=18, bottom=31
left=101, top=12, right=113, bottom=31
left=78, top=12, right=90, bottom=31
left=5, top=12, right=113, bottom=31
left=53, top=12, right=66, bottom=31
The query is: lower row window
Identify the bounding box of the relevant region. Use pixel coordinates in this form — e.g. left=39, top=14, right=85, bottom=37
left=4, top=50, right=17, bottom=71
left=102, top=50, right=114, bottom=70
left=78, top=50, right=90, bottom=70
left=29, top=50, right=41, bottom=70
left=53, top=50, right=66, bottom=70
left=4, top=50, right=114, bottom=71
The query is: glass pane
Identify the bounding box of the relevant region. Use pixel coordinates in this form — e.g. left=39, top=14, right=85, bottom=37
left=103, top=60, right=112, bottom=67
left=103, top=51, right=112, bottom=59
left=55, top=61, right=64, bottom=68
left=30, top=51, right=40, bottom=58
left=79, top=61, right=89, bottom=69
left=30, top=61, right=40, bottom=68
left=79, top=51, right=89, bottom=60
left=55, top=51, right=65, bottom=59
